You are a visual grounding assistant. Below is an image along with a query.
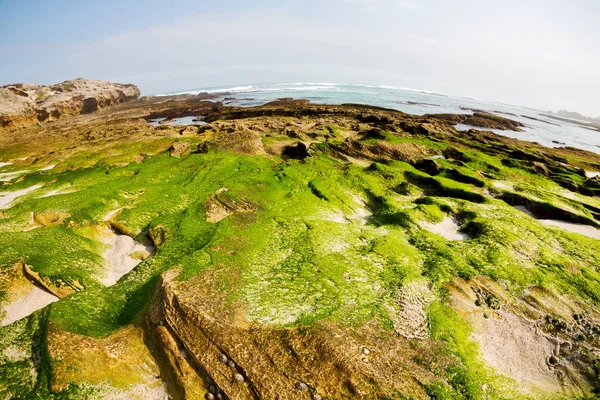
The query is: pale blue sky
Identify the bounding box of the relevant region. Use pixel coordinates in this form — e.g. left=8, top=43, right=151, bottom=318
left=1, top=0, right=598, bottom=115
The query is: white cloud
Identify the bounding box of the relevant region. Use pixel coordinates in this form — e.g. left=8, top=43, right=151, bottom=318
left=2, top=1, right=599, bottom=115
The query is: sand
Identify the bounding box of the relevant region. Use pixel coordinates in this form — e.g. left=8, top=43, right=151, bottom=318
left=100, top=231, right=155, bottom=286
left=421, top=217, right=469, bottom=240
left=0, top=162, right=12, bottom=168
left=1, top=285, right=59, bottom=326
left=0, top=170, right=28, bottom=182
left=492, top=180, right=513, bottom=190
left=514, top=205, right=600, bottom=240
left=38, top=188, right=63, bottom=198
left=0, top=184, right=42, bottom=209
left=40, top=164, right=56, bottom=171
left=585, top=170, right=600, bottom=178
left=471, top=310, right=560, bottom=392
left=539, top=219, right=600, bottom=240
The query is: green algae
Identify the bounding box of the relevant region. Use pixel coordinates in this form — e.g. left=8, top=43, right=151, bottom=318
left=2, top=118, right=600, bottom=398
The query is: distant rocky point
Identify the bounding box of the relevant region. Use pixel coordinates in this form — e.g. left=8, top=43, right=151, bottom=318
left=0, top=78, right=140, bottom=131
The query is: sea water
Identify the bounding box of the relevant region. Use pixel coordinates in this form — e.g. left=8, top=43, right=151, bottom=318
left=157, top=83, right=599, bottom=154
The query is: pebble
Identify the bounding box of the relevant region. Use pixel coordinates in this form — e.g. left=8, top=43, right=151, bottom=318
left=362, top=347, right=370, bottom=355
left=226, top=360, right=236, bottom=368
left=295, top=382, right=308, bottom=391
left=208, top=385, right=216, bottom=394
left=233, top=373, right=245, bottom=382
left=218, top=353, right=228, bottom=363
left=205, top=394, right=215, bottom=400
left=312, top=394, right=322, bottom=400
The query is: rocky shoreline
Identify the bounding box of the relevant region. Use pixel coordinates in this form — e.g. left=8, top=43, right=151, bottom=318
left=1, top=80, right=600, bottom=399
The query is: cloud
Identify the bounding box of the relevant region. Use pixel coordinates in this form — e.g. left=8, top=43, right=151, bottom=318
left=342, top=0, right=423, bottom=10
left=1, top=1, right=598, bottom=115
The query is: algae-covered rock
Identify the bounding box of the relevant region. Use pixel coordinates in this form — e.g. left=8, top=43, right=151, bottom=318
left=2, top=88, right=600, bottom=400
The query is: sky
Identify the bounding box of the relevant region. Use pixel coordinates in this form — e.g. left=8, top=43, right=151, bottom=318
left=1, top=0, right=598, bottom=116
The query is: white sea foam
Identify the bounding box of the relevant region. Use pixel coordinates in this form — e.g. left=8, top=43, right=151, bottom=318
left=151, top=82, right=600, bottom=154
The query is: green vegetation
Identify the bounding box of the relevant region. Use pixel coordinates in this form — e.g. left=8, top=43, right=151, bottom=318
left=2, top=112, right=600, bottom=399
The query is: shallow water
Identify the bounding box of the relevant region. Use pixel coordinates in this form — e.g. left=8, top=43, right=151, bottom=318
left=157, top=83, right=600, bottom=154
left=149, top=116, right=207, bottom=127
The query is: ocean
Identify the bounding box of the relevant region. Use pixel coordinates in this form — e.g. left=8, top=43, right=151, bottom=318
left=158, top=83, right=600, bottom=154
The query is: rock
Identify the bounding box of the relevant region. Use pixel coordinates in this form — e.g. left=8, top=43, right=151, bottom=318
left=412, top=159, right=441, bottom=176
left=218, top=353, right=228, bottom=364
left=205, top=394, right=215, bottom=400
left=312, top=394, right=322, bottom=400
left=180, top=126, right=198, bottom=135
left=295, top=382, right=308, bottom=391
left=531, top=161, right=549, bottom=176
left=233, top=373, right=244, bottom=383
left=196, top=142, right=209, bottom=153
left=149, top=224, right=167, bottom=247
left=443, top=146, right=471, bottom=162
left=0, top=78, right=140, bottom=131
left=205, top=188, right=254, bottom=223
left=428, top=112, right=525, bottom=131
left=169, top=141, right=191, bottom=158
left=226, top=360, right=235, bottom=368
left=21, top=262, right=83, bottom=298
left=361, top=127, right=386, bottom=140
left=282, top=142, right=310, bottom=160
left=32, top=211, right=69, bottom=227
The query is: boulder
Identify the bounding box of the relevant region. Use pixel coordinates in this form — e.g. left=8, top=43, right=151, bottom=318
left=169, top=141, right=191, bottom=158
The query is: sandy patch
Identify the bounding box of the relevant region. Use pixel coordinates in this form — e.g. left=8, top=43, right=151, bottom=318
left=348, top=194, right=373, bottom=224
left=421, top=217, right=469, bottom=240
left=100, top=231, right=155, bottom=286
left=0, top=184, right=42, bottom=209
left=321, top=211, right=349, bottom=224
left=492, top=180, right=513, bottom=190
left=343, top=155, right=372, bottom=167
left=1, top=285, right=59, bottom=326
left=0, top=170, right=28, bottom=182
left=103, top=208, right=123, bottom=222
left=0, top=162, right=12, bottom=168
left=90, top=383, right=170, bottom=400
left=448, top=278, right=561, bottom=393
left=513, top=205, right=600, bottom=240
left=539, top=219, right=600, bottom=240
left=40, top=164, right=56, bottom=171
left=559, top=190, right=579, bottom=200
left=585, top=171, right=600, bottom=179
left=390, top=280, right=436, bottom=339
left=38, top=188, right=64, bottom=198
left=471, top=310, right=559, bottom=391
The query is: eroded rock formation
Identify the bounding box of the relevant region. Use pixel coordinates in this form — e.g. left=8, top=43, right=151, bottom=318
left=0, top=78, right=140, bottom=131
